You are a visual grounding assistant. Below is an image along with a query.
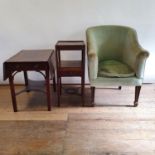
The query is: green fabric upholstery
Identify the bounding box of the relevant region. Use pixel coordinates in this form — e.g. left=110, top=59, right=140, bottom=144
left=90, top=77, right=143, bottom=87
left=86, top=25, right=149, bottom=87
left=98, top=60, right=135, bottom=77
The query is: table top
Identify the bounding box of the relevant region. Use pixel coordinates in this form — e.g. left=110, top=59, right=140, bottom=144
left=55, top=41, right=85, bottom=50
left=5, top=49, right=54, bottom=63
left=56, top=41, right=85, bottom=46
left=3, top=49, right=54, bottom=80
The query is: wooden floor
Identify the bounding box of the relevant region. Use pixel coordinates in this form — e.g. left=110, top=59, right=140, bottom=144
left=0, top=84, right=155, bottom=155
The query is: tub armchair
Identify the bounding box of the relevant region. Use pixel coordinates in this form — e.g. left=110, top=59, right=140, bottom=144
left=86, top=25, right=149, bottom=106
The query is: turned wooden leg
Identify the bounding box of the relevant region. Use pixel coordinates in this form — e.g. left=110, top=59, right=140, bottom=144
left=91, top=87, right=95, bottom=107
left=118, top=86, right=122, bottom=90
left=134, top=86, right=141, bottom=107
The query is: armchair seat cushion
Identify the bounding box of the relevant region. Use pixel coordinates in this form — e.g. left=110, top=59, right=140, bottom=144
left=98, top=60, right=135, bottom=78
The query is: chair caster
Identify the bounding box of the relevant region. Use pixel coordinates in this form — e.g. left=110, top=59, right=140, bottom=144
left=118, top=86, right=122, bottom=90
left=134, top=102, right=138, bottom=107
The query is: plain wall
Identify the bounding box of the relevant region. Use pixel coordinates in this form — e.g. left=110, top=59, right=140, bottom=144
left=0, top=0, right=155, bottom=84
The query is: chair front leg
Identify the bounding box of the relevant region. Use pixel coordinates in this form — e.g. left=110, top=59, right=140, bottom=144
left=134, top=86, right=141, bottom=107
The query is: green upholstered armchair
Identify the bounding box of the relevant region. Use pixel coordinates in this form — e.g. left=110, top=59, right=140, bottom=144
left=86, top=25, right=149, bottom=107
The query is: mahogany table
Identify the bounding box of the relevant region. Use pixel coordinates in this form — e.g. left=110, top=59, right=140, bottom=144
left=3, top=49, right=56, bottom=112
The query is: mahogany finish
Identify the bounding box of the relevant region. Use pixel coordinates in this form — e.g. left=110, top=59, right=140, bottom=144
left=3, top=49, right=56, bottom=112
left=55, top=41, right=85, bottom=106
left=134, top=86, right=141, bottom=107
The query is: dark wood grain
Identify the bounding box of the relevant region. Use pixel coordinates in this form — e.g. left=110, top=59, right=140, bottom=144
left=55, top=41, right=85, bottom=106
left=3, top=49, right=56, bottom=112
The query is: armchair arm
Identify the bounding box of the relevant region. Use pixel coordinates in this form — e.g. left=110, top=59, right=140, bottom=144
left=86, top=29, right=99, bottom=80
left=124, top=29, right=149, bottom=79
left=135, top=49, right=149, bottom=79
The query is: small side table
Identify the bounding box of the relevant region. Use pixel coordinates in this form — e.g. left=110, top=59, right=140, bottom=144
left=55, top=41, right=85, bottom=106
left=3, top=49, right=56, bottom=112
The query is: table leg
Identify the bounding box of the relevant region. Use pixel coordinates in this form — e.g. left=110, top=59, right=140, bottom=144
left=60, top=77, right=62, bottom=95
left=23, top=71, right=30, bottom=92
left=81, top=48, right=85, bottom=106
left=45, top=70, right=51, bottom=111
left=81, top=76, right=85, bottom=106
left=57, top=77, right=61, bottom=107
left=91, top=86, right=95, bottom=107
left=52, top=76, right=56, bottom=92
left=9, top=76, right=17, bottom=112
